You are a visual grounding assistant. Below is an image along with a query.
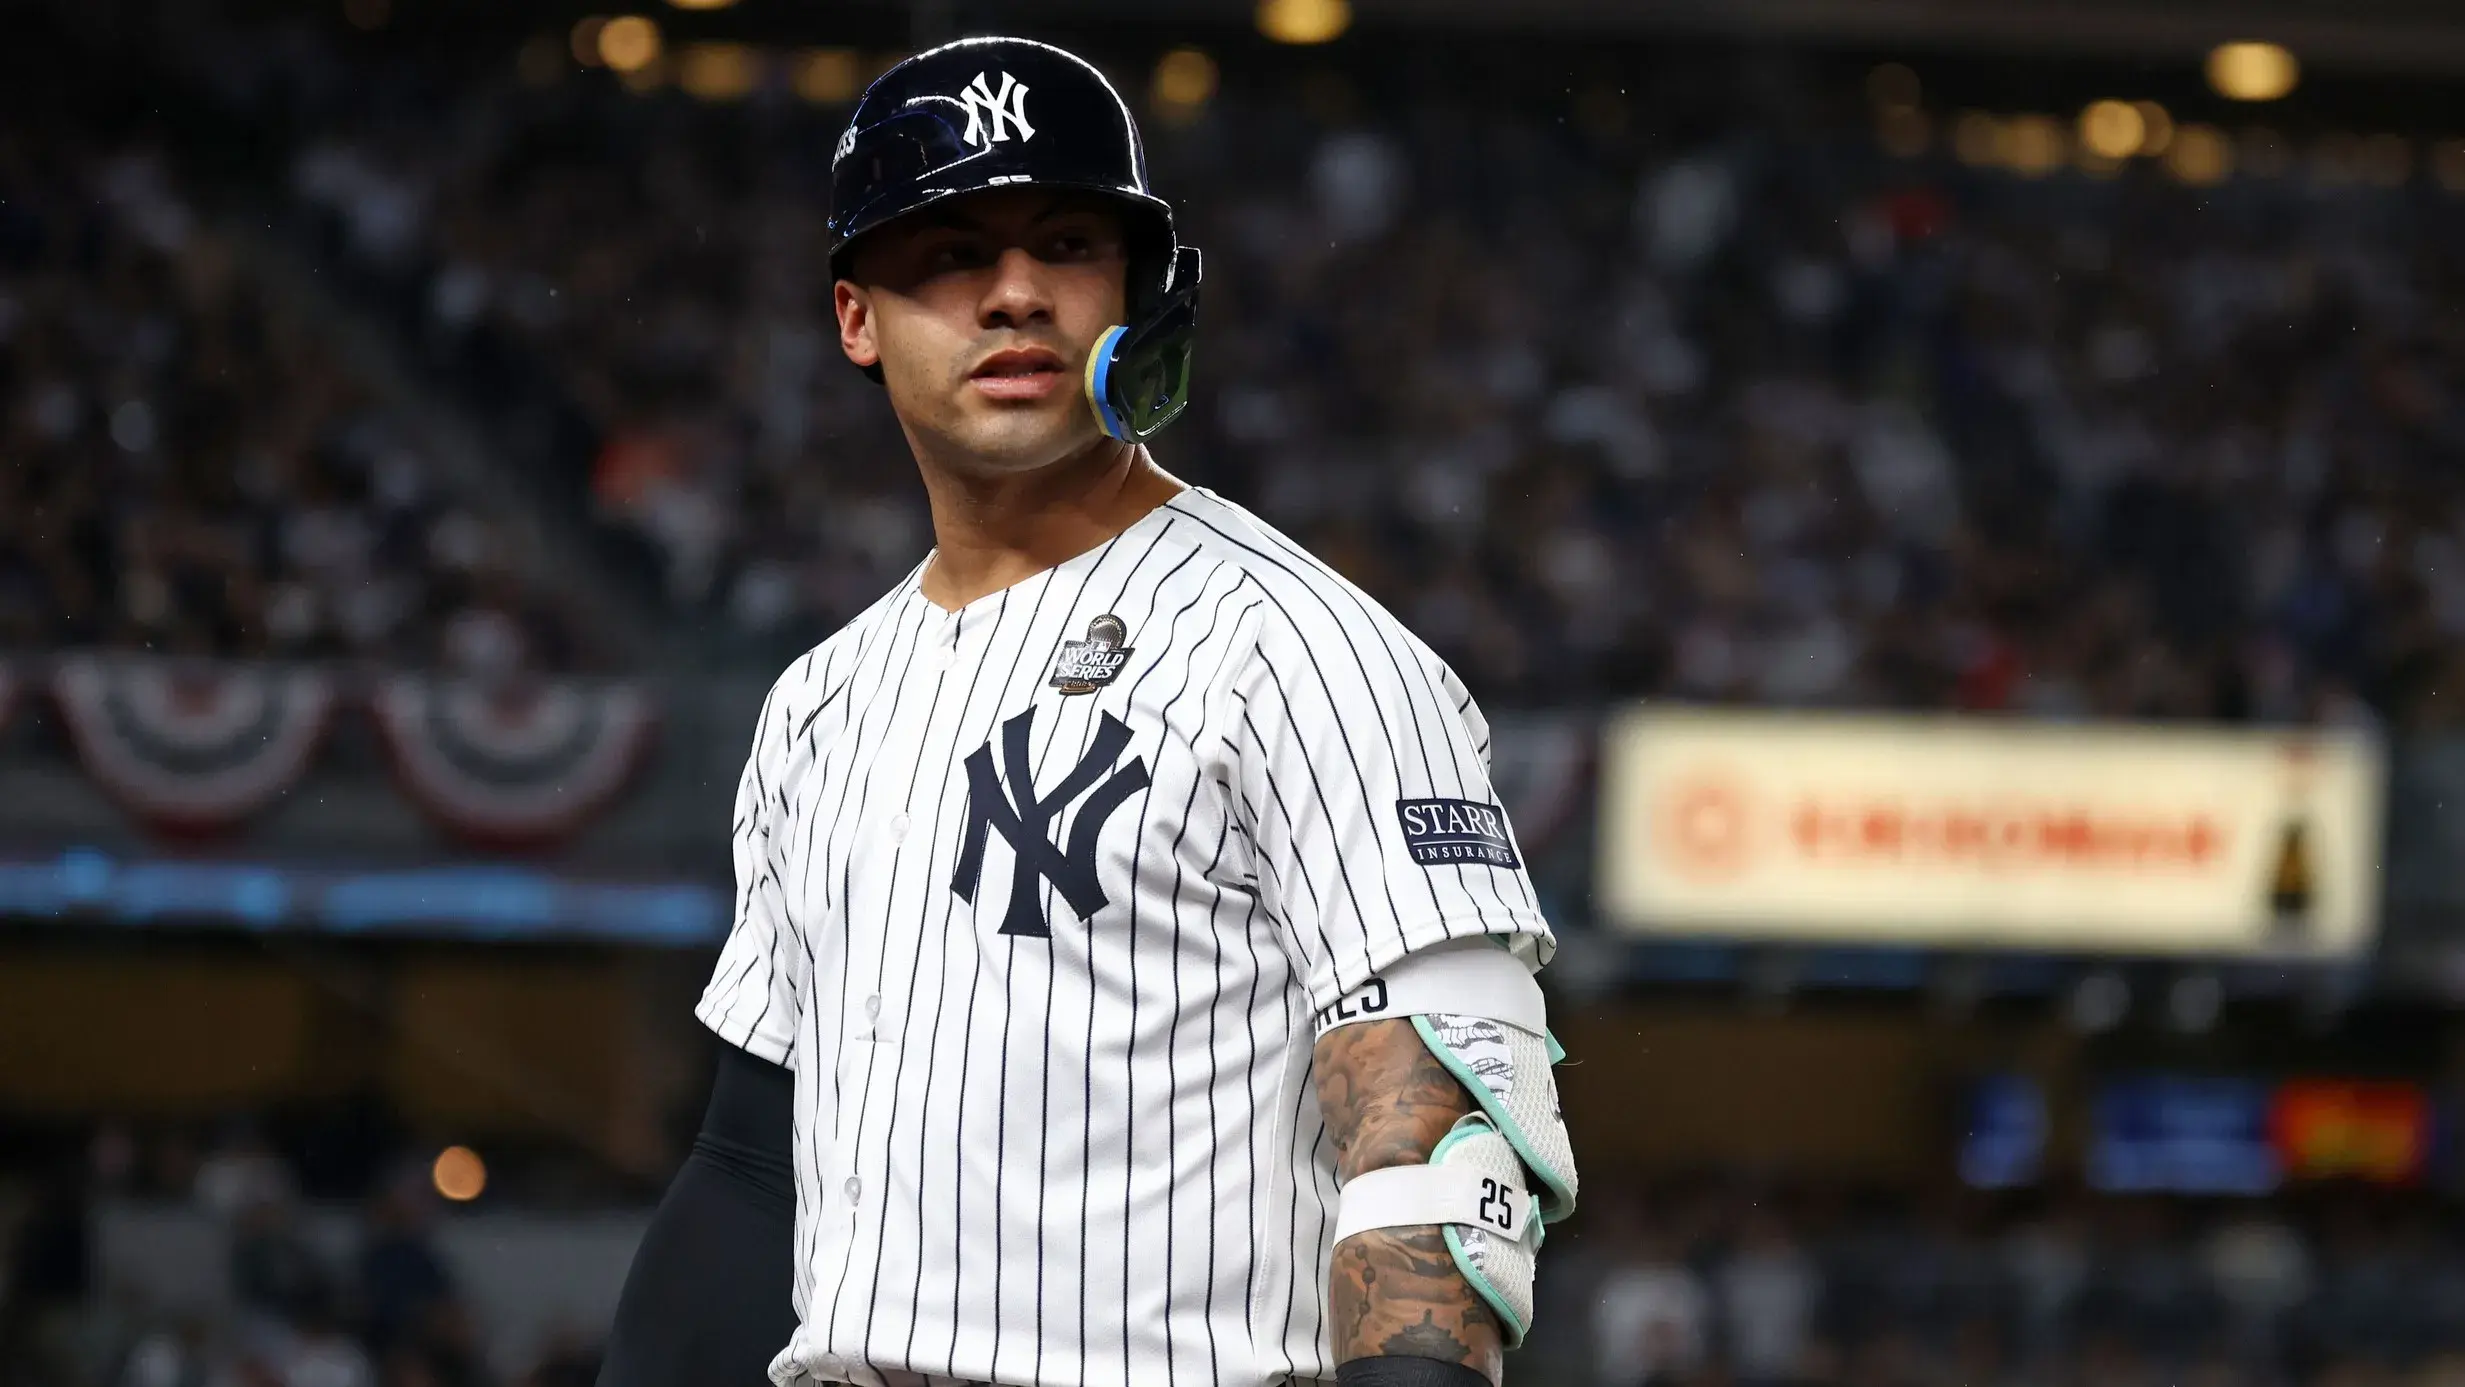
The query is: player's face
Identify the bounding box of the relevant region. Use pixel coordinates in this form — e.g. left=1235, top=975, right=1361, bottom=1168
left=836, top=190, right=1130, bottom=475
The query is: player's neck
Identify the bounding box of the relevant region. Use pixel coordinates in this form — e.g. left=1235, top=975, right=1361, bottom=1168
left=912, top=436, right=1185, bottom=612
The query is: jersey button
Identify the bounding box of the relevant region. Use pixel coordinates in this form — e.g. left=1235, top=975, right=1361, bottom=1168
left=865, top=994, right=882, bottom=1018
left=843, top=1176, right=862, bottom=1205
left=889, top=813, right=910, bottom=842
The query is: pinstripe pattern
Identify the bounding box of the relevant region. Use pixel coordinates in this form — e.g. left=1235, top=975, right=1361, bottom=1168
left=695, top=488, right=1553, bottom=1387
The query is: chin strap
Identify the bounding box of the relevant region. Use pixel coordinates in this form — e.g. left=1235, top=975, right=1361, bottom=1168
left=1084, top=247, right=1202, bottom=442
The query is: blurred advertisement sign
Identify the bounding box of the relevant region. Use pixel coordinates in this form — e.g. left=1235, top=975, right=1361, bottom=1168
left=2269, top=1079, right=2431, bottom=1185
left=1598, top=709, right=2384, bottom=956
left=2090, top=1075, right=2280, bottom=1195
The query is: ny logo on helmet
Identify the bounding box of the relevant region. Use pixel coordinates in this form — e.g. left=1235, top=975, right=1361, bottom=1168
left=959, top=71, right=1035, bottom=148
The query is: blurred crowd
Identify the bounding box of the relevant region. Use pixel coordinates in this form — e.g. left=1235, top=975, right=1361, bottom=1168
left=9, top=11, right=2464, bottom=716
left=14, top=1113, right=2465, bottom=1387
left=0, top=68, right=587, bottom=672
left=1548, top=1180, right=2465, bottom=1387
left=200, top=34, right=2465, bottom=724
left=0, top=1123, right=601, bottom=1387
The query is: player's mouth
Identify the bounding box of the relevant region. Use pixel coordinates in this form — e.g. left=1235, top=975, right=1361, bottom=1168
left=968, top=345, right=1070, bottom=402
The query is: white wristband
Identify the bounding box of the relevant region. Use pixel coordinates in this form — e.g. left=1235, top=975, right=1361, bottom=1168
left=1331, top=1162, right=1530, bottom=1245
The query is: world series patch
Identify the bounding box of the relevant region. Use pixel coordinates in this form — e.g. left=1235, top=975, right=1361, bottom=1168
left=1396, top=798, right=1521, bottom=868
left=1048, top=614, right=1133, bottom=695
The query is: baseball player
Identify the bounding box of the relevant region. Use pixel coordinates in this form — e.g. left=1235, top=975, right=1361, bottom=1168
left=600, top=36, right=1578, bottom=1387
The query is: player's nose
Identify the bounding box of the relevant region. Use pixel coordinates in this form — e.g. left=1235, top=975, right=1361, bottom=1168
left=977, top=246, right=1056, bottom=330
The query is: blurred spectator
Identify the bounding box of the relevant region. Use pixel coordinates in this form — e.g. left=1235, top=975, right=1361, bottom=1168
left=229, top=1197, right=332, bottom=1331
left=197, top=1127, right=297, bottom=1220
left=1717, top=1208, right=1817, bottom=1384
left=357, top=1178, right=452, bottom=1361
left=2308, top=1201, right=2415, bottom=1364
left=2003, top=1196, right=2090, bottom=1364
left=2206, top=1205, right=2313, bottom=1359
left=279, top=1285, right=378, bottom=1387
left=1593, top=1223, right=1710, bottom=1387
left=2, top=1160, right=94, bottom=1385
left=116, top=1319, right=211, bottom=1387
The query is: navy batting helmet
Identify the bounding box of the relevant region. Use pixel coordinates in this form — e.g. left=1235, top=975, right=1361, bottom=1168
left=828, top=37, right=1201, bottom=443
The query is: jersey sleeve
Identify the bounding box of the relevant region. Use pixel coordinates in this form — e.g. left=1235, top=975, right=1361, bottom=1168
left=695, top=674, right=806, bottom=1067
left=1217, top=600, right=1554, bottom=1010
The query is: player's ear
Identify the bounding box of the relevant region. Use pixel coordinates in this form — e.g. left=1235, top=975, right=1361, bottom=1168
left=834, top=280, right=881, bottom=371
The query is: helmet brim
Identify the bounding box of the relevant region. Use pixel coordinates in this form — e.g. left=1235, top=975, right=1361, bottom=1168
left=826, top=180, right=1176, bottom=288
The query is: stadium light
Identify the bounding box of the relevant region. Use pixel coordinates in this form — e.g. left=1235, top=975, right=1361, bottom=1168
left=343, top=0, right=391, bottom=30
left=2001, top=114, right=2066, bottom=177
left=1152, top=47, right=1218, bottom=125
left=1952, top=111, right=2000, bottom=166
left=793, top=48, right=861, bottom=104
left=679, top=42, right=761, bottom=101
left=2166, top=123, right=2233, bottom=184
left=667, top=0, right=738, bottom=9
left=2078, top=100, right=2145, bottom=159
left=2134, top=100, right=2175, bottom=156
left=1257, top=0, right=1350, bottom=45
left=433, top=1146, right=487, bottom=1202
left=2207, top=41, right=2298, bottom=102
left=570, top=16, right=607, bottom=67
left=599, top=15, right=663, bottom=73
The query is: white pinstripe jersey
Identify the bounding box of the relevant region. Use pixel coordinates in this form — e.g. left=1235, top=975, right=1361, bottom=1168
left=698, top=486, right=1555, bottom=1387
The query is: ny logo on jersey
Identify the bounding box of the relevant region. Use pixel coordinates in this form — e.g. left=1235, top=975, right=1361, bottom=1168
left=952, top=707, right=1149, bottom=937
left=957, top=70, right=1034, bottom=148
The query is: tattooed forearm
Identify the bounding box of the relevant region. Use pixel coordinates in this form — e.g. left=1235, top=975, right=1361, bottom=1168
left=1316, top=1018, right=1504, bottom=1385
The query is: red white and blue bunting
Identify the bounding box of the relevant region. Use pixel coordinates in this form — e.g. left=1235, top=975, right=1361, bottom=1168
left=370, top=675, right=658, bottom=847
left=33, top=656, right=660, bottom=846
left=51, top=656, right=336, bottom=835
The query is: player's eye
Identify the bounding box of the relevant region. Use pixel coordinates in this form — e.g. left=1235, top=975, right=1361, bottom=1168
left=1042, top=227, right=1110, bottom=262
left=924, top=239, right=994, bottom=272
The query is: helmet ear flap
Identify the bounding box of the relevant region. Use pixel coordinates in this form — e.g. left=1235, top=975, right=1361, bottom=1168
left=1086, top=247, right=1201, bottom=442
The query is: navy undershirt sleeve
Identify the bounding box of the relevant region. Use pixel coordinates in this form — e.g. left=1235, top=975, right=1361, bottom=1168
left=598, top=1041, right=797, bottom=1387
